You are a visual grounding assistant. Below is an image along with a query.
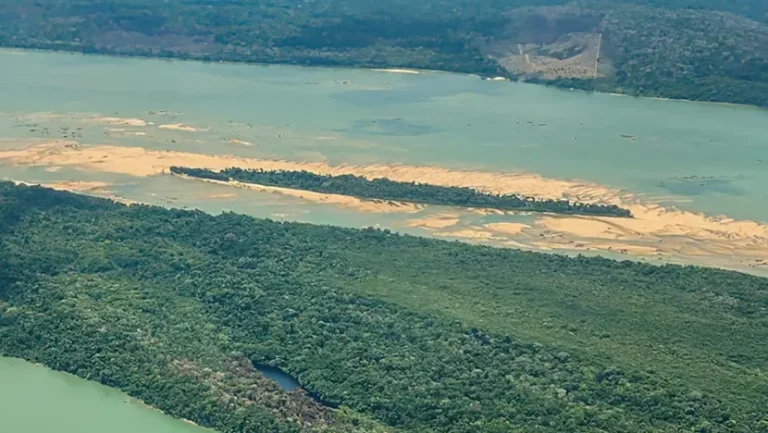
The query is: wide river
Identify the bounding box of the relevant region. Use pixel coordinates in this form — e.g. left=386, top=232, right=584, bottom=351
left=1, top=49, right=766, bottom=274
left=0, top=357, right=212, bottom=433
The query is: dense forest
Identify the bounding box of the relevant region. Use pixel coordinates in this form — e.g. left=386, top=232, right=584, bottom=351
left=170, top=166, right=632, bottom=217
left=1, top=182, right=767, bottom=432
left=0, top=0, right=766, bottom=106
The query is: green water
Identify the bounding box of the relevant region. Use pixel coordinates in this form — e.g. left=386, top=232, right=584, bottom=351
left=1, top=49, right=767, bottom=275
left=0, top=357, right=214, bottom=433
left=1, top=49, right=767, bottom=220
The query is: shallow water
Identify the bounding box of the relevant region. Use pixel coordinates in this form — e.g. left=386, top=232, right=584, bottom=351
left=0, top=356, right=213, bottom=433
left=1, top=49, right=767, bottom=275
left=3, top=50, right=766, bottom=218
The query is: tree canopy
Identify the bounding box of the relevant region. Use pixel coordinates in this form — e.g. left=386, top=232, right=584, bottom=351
left=1, top=0, right=766, bottom=106
left=1, top=182, right=766, bottom=433
left=171, top=166, right=633, bottom=217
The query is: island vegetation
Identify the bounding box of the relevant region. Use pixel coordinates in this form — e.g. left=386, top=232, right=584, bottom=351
left=1, top=0, right=766, bottom=106
left=170, top=166, right=632, bottom=217
left=1, top=182, right=767, bottom=433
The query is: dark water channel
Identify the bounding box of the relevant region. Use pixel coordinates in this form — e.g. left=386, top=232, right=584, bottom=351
left=252, top=363, right=337, bottom=408
left=253, top=363, right=301, bottom=392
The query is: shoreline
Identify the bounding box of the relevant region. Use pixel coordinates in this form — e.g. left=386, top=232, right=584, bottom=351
left=8, top=175, right=768, bottom=277
left=1, top=46, right=764, bottom=111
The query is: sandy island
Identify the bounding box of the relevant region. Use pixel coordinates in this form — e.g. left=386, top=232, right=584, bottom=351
left=2, top=140, right=767, bottom=275
left=180, top=175, right=424, bottom=214
left=159, top=123, right=205, bottom=132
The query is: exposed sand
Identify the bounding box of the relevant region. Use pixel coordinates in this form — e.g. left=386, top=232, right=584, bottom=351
left=0, top=142, right=618, bottom=204
left=42, top=180, right=112, bottom=193
left=181, top=176, right=423, bottom=214
left=470, top=208, right=506, bottom=216
left=435, top=229, right=495, bottom=240
left=2, top=140, right=767, bottom=275
left=90, top=116, right=147, bottom=127
left=484, top=222, right=531, bottom=235
left=159, top=123, right=202, bottom=132
left=0, top=141, right=625, bottom=212
left=407, top=214, right=461, bottom=230
left=373, top=68, right=420, bottom=74
left=537, top=204, right=768, bottom=244
left=207, top=193, right=238, bottom=199
left=227, top=139, right=254, bottom=146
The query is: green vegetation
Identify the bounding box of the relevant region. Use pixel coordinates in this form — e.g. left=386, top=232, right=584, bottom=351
left=1, top=0, right=766, bottom=106
left=1, top=182, right=767, bottom=433
left=170, top=166, right=632, bottom=217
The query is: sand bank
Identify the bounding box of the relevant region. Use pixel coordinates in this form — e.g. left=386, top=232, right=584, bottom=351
left=207, top=193, right=238, bottom=199
left=435, top=229, right=495, bottom=240
left=484, top=222, right=531, bottom=235
left=90, top=116, right=147, bottom=127
left=0, top=142, right=620, bottom=204
left=2, top=140, right=767, bottom=275
left=180, top=175, right=423, bottom=214
left=407, top=214, right=461, bottom=230
left=373, top=68, right=420, bottom=74
left=159, top=123, right=203, bottom=132
left=227, top=139, right=254, bottom=146
left=42, top=180, right=112, bottom=193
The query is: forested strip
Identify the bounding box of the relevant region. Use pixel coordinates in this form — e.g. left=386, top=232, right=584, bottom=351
left=170, top=166, right=632, bottom=217
left=1, top=182, right=766, bottom=433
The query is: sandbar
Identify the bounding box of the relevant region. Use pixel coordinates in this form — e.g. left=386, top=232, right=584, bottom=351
left=159, top=123, right=202, bottom=132
left=3, top=140, right=768, bottom=275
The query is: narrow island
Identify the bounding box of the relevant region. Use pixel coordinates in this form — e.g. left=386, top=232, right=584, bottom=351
left=170, top=166, right=632, bottom=217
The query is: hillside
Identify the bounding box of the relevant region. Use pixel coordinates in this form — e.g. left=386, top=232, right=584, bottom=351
left=1, top=0, right=767, bottom=106
left=1, top=182, right=767, bottom=432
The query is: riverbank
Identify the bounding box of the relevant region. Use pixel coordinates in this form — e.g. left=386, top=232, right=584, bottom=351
left=2, top=46, right=765, bottom=111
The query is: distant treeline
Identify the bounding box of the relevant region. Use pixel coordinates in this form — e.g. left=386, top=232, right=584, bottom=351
left=2, top=0, right=767, bottom=107
left=170, top=166, right=632, bottom=217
